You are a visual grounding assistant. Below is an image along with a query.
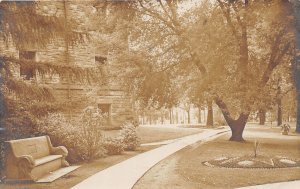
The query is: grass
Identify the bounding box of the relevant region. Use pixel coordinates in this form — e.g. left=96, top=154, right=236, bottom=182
left=103, top=126, right=203, bottom=144
left=176, top=133, right=300, bottom=188
left=136, top=126, right=202, bottom=144
left=134, top=126, right=300, bottom=189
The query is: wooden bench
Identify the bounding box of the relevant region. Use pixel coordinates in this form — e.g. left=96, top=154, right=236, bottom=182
left=5, top=136, right=69, bottom=181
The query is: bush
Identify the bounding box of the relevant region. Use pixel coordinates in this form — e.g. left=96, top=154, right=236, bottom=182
left=37, top=107, right=107, bottom=163
left=214, top=117, right=228, bottom=126
left=0, top=106, right=38, bottom=177
left=281, top=123, right=290, bottom=135
left=103, top=137, right=124, bottom=155
left=119, top=122, right=140, bottom=151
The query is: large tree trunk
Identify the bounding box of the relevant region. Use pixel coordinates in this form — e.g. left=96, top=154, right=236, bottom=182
left=187, top=109, right=191, bottom=124
left=228, top=114, right=248, bottom=141
left=277, top=98, right=282, bottom=126
left=206, top=100, right=214, bottom=126
left=259, top=109, right=266, bottom=125
left=203, top=109, right=206, bottom=123
left=293, top=1, right=300, bottom=133
left=215, top=99, right=249, bottom=141
left=161, top=112, right=164, bottom=124
left=149, top=115, right=151, bottom=125
left=169, top=108, right=173, bottom=124
left=142, top=112, right=145, bottom=125
left=198, top=107, right=202, bottom=124
left=296, top=95, right=300, bottom=132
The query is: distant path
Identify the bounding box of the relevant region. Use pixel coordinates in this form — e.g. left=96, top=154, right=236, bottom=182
left=71, top=128, right=229, bottom=189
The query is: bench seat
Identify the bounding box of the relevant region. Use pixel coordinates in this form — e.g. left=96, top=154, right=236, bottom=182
left=35, top=155, right=63, bottom=166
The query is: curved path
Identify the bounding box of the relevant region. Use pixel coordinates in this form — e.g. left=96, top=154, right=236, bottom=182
left=71, top=128, right=228, bottom=189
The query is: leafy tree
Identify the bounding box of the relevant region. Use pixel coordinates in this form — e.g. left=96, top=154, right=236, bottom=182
left=130, top=0, right=294, bottom=141
left=210, top=0, right=294, bottom=140
left=293, top=0, right=300, bottom=133
left=0, top=1, right=97, bottom=130
left=0, top=0, right=65, bottom=173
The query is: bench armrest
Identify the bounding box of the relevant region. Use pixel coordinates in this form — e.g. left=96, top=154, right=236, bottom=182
left=51, top=146, right=70, bottom=167
left=18, top=155, right=35, bottom=167
left=17, top=155, right=36, bottom=180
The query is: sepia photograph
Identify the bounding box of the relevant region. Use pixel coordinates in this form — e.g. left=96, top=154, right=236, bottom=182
left=0, top=0, right=299, bottom=188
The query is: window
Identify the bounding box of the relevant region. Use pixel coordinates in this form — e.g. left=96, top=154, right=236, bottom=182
left=98, top=104, right=111, bottom=117
left=19, top=51, right=36, bottom=80
left=19, top=51, right=36, bottom=61
left=95, top=56, right=107, bottom=65
left=20, top=67, right=35, bottom=80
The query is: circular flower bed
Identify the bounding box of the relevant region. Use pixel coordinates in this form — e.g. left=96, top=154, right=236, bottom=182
left=202, top=156, right=300, bottom=169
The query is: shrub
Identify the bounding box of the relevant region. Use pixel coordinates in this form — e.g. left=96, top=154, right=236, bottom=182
left=79, top=107, right=107, bottom=160
left=119, top=121, right=140, bottom=151
left=214, top=116, right=228, bottom=126
left=103, top=137, right=124, bottom=155
left=281, top=123, right=290, bottom=135
left=37, top=107, right=106, bottom=163
left=0, top=106, right=38, bottom=177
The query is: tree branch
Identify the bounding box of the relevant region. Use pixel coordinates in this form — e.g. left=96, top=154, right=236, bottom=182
left=137, top=0, right=180, bottom=34
left=157, top=0, right=174, bottom=22
left=261, top=41, right=291, bottom=85
left=216, top=0, right=240, bottom=41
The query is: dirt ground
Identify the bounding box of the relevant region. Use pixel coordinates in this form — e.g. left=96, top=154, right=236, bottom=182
left=0, top=126, right=202, bottom=189
left=0, top=145, right=157, bottom=189
left=134, top=126, right=300, bottom=189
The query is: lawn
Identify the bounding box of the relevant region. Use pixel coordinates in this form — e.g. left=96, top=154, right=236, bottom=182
left=136, top=126, right=203, bottom=144
left=103, top=126, right=203, bottom=144
left=134, top=126, right=300, bottom=189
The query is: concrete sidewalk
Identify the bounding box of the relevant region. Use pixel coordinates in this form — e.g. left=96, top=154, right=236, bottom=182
left=71, top=128, right=228, bottom=189
left=236, top=180, right=300, bottom=189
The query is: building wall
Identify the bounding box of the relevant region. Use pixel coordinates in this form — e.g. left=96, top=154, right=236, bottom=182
left=1, top=1, right=135, bottom=128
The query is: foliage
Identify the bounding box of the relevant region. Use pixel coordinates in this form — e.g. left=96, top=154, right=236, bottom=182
left=0, top=1, right=63, bottom=48
left=37, top=107, right=107, bottom=162
left=0, top=100, right=40, bottom=173
left=293, top=0, right=300, bottom=132
left=103, top=137, right=125, bottom=155
left=281, top=123, right=291, bottom=135
left=0, top=2, right=110, bottom=157
left=128, top=0, right=295, bottom=140
left=119, top=121, right=140, bottom=151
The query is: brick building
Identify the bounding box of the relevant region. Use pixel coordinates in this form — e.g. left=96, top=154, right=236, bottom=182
left=0, top=1, right=135, bottom=128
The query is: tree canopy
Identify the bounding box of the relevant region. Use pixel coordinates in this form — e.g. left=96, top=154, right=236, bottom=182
left=126, top=0, right=295, bottom=140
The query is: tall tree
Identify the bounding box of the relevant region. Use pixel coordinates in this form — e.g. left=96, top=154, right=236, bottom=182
left=212, top=0, right=294, bottom=140
left=131, top=0, right=294, bottom=141
left=293, top=0, right=300, bottom=133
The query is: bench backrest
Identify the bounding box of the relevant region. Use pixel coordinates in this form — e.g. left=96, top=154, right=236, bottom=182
left=8, top=136, right=51, bottom=159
